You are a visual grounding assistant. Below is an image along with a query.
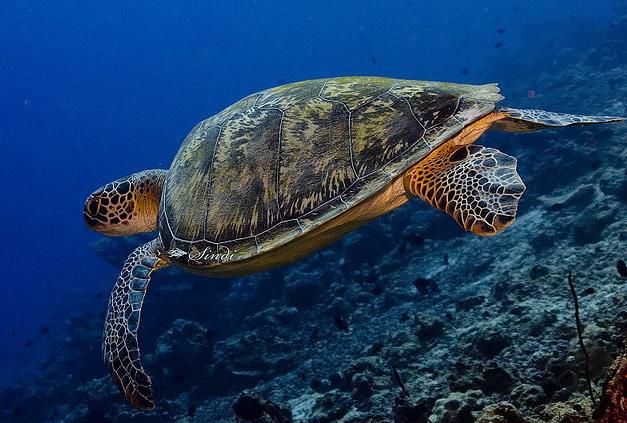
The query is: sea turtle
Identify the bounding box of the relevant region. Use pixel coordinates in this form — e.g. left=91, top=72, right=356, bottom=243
left=83, top=77, right=623, bottom=409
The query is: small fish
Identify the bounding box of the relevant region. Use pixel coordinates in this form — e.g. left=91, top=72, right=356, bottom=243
left=494, top=42, right=503, bottom=49
left=371, top=285, right=383, bottom=296
left=582, top=287, right=596, bottom=296
left=95, top=291, right=104, bottom=299
left=371, top=56, right=377, bottom=65
left=412, top=277, right=432, bottom=295
left=25, top=340, right=33, bottom=348
left=390, top=365, right=409, bottom=397
left=39, top=326, right=50, bottom=335
left=617, top=259, right=627, bottom=278
left=10, top=330, right=15, bottom=338
left=460, top=68, right=470, bottom=75
left=334, top=316, right=349, bottom=333
left=277, top=78, right=286, bottom=85
left=497, top=28, right=506, bottom=34
left=443, top=254, right=449, bottom=265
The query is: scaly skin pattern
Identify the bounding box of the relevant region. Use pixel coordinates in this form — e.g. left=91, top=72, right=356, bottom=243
left=494, top=107, right=624, bottom=132
left=404, top=143, right=526, bottom=236
left=103, top=238, right=169, bottom=410
left=160, top=77, right=502, bottom=267
left=84, top=169, right=167, bottom=235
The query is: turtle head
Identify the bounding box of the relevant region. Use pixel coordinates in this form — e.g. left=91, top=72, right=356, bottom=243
left=84, top=169, right=167, bottom=236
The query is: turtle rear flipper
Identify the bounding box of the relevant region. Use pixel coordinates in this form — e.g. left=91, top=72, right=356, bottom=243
left=405, top=143, right=525, bottom=236
left=492, top=108, right=624, bottom=132
left=103, top=238, right=169, bottom=410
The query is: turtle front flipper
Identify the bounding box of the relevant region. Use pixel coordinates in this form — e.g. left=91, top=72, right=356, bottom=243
left=103, top=238, right=169, bottom=410
left=404, top=143, right=525, bottom=236
left=492, top=108, right=624, bottom=132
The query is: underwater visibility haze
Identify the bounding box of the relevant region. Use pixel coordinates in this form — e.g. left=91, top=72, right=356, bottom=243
left=1, top=1, right=626, bottom=422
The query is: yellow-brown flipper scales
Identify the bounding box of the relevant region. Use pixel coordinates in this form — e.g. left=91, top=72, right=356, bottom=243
left=404, top=142, right=526, bottom=236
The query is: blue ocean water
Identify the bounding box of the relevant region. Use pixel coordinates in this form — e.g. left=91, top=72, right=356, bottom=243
left=1, top=1, right=625, bottom=421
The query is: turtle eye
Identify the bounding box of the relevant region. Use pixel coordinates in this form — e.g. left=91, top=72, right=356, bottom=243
left=84, top=186, right=106, bottom=222
left=83, top=193, right=104, bottom=226
left=86, top=197, right=100, bottom=216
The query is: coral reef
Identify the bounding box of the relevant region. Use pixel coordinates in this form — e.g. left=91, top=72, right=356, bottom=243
left=1, top=13, right=626, bottom=423
left=594, top=346, right=627, bottom=423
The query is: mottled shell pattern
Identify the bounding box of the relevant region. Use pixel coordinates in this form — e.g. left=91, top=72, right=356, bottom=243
left=159, top=77, right=503, bottom=267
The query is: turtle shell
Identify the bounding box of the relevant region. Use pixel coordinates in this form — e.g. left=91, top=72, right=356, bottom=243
left=159, top=77, right=503, bottom=267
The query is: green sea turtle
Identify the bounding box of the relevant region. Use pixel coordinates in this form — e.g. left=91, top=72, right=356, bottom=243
left=83, top=77, right=623, bottom=409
